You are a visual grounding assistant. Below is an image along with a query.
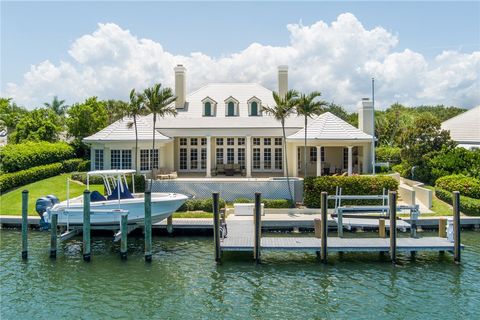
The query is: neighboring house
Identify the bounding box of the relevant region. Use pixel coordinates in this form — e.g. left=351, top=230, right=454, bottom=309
left=0, top=130, right=7, bottom=146
left=441, top=105, right=480, bottom=150
left=83, top=65, right=375, bottom=178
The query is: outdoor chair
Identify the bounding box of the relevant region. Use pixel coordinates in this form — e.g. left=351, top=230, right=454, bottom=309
left=216, top=164, right=225, bottom=175
left=233, top=164, right=241, bottom=174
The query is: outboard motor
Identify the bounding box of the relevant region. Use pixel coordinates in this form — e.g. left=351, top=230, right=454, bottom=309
left=36, top=196, right=57, bottom=230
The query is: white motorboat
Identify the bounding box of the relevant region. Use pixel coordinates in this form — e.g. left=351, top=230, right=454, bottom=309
left=41, top=169, right=188, bottom=228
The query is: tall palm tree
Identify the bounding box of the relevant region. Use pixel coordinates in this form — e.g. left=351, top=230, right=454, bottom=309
left=296, top=91, right=327, bottom=177
left=44, top=96, right=66, bottom=116
left=143, top=83, right=177, bottom=189
left=262, top=89, right=299, bottom=203
left=126, top=89, right=145, bottom=173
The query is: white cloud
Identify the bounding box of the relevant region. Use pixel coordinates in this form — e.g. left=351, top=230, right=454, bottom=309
left=3, top=13, right=479, bottom=110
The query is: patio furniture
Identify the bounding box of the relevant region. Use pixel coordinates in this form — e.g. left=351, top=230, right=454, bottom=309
left=216, top=164, right=225, bottom=175
left=233, top=164, right=242, bottom=175
left=225, top=164, right=235, bottom=176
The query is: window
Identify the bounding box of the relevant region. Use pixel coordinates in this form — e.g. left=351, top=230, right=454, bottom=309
left=190, top=138, right=198, bottom=146
left=264, top=148, right=271, bottom=170
left=264, top=138, right=271, bottom=145
left=227, top=102, right=236, bottom=116
left=94, top=149, right=104, bottom=170
left=179, top=148, right=187, bottom=170
left=140, top=149, right=158, bottom=170
left=253, top=148, right=261, bottom=169
left=180, top=138, right=187, bottom=146
left=321, top=147, right=325, bottom=162
left=310, top=147, right=317, bottom=162
left=227, top=138, right=235, bottom=146
left=253, top=138, right=261, bottom=145
left=204, top=102, right=212, bottom=116
left=275, top=138, right=282, bottom=146
left=190, top=149, right=198, bottom=169
left=251, top=101, right=258, bottom=116
left=111, top=150, right=132, bottom=169
left=343, top=148, right=348, bottom=169
left=216, top=138, right=224, bottom=146
left=227, top=148, right=235, bottom=164
left=275, top=148, right=283, bottom=170
left=201, top=148, right=207, bottom=169
left=238, top=148, right=245, bottom=169
left=122, top=150, right=132, bottom=169
left=238, top=138, right=245, bottom=145
left=201, top=138, right=207, bottom=146
left=216, top=148, right=224, bottom=165
left=150, top=149, right=159, bottom=169
left=111, top=150, right=121, bottom=169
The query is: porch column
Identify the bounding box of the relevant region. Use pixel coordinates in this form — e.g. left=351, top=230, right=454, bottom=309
left=316, top=146, right=322, bottom=176
left=348, top=146, right=353, bottom=176
left=246, top=135, right=252, bottom=178
left=206, top=136, right=211, bottom=177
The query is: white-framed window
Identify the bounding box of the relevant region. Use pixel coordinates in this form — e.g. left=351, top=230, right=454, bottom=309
left=343, top=148, right=348, bottom=169
left=216, top=148, right=224, bottom=165
left=201, top=138, right=207, bottom=146
left=264, top=148, right=271, bottom=170
left=238, top=138, right=245, bottom=145
left=140, top=149, right=158, bottom=171
left=238, top=148, right=245, bottom=169
left=227, top=148, right=235, bottom=164
left=204, top=102, right=212, bottom=116
left=321, top=147, right=325, bottom=162
left=253, top=148, right=261, bottom=169
left=190, top=149, right=198, bottom=169
left=275, top=148, right=283, bottom=170
left=94, top=149, right=104, bottom=170
left=253, top=138, right=261, bottom=145
left=224, top=97, right=239, bottom=116
left=111, top=150, right=121, bottom=169
left=202, top=97, right=217, bottom=117
left=275, top=138, right=282, bottom=146
left=309, top=147, right=317, bottom=162
left=248, top=97, right=262, bottom=116
left=190, top=138, right=198, bottom=146
left=180, top=138, right=187, bottom=146
left=179, top=148, right=187, bottom=170
left=227, top=138, right=235, bottom=146
left=201, top=148, right=207, bottom=169
left=216, top=138, right=224, bottom=146
left=111, top=149, right=132, bottom=169
left=264, top=138, right=271, bottom=145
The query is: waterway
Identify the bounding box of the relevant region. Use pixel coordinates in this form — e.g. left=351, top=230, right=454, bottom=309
left=1, top=230, right=479, bottom=319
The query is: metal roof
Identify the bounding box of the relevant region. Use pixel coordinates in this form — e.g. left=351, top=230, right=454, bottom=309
left=441, top=106, right=480, bottom=144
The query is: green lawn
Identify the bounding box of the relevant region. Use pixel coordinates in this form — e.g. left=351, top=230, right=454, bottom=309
left=172, top=211, right=213, bottom=218
left=0, top=174, right=103, bottom=216
left=424, top=185, right=455, bottom=216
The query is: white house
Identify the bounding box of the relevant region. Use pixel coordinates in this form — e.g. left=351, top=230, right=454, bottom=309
left=84, top=65, right=375, bottom=178
left=441, top=105, right=480, bottom=150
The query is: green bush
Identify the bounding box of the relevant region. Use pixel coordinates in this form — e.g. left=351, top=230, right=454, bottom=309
left=70, top=172, right=146, bottom=193
left=62, top=159, right=90, bottom=172
left=376, top=146, right=402, bottom=164
left=428, top=148, right=480, bottom=181
left=0, top=141, right=75, bottom=173
left=177, top=198, right=226, bottom=212
left=70, top=172, right=103, bottom=185
left=233, top=198, right=253, bottom=203
left=435, top=174, right=480, bottom=199
left=435, top=188, right=480, bottom=216
left=304, top=175, right=399, bottom=208
left=232, top=198, right=293, bottom=208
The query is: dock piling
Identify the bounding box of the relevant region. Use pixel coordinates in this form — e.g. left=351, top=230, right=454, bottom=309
left=254, top=192, right=262, bottom=263
left=166, top=216, right=173, bottom=235
left=389, top=191, right=397, bottom=264
left=379, top=219, right=386, bottom=238
left=21, top=190, right=28, bottom=260
left=83, top=190, right=91, bottom=262
left=320, top=191, right=328, bottom=264
left=213, top=192, right=221, bottom=263
left=453, top=191, right=461, bottom=263
left=438, top=217, right=447, bottom=238
left=144, top=191, right=152, bottom=262
left=120, top=212, right=128, bottom=260
left=314, top=218, right=321, bottom=238
left=50, top=213, right=58, bottom=258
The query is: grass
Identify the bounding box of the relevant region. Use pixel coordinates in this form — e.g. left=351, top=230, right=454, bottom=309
left=173, top=211, right=213, bottom=218
left=0, top=174, right=103, bottom=216
left=423, top=185, right=455, bottom=216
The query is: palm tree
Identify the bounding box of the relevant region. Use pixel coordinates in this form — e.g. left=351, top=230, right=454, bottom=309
left=296, top=91, right=327, bottom=177
left=143, top=83, right=177, bottom=189
left=262, top=89, right=299, bottom=203
left=44, top=96, right=66, bottom=116
left=126, top=89, right=145, bottom=173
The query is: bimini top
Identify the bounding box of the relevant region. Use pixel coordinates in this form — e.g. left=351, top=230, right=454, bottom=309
left=87, top=169, right=136, bottom=176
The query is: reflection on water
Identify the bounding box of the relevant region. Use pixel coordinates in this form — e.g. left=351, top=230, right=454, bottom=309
left=1, top=230, right=479, bottom=319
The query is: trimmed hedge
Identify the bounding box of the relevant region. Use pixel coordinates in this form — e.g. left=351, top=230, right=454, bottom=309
left=70, top=172, right=145, bottom=193
left=435, top=174, right=480, bottom=199
left=435, top=188, right=480, bottom=216
left=177, top=198, right=226, bottom=213
left=0, top=159, right=89, bottom=193
left=0, top=141, right=75, bottom=173
left=304, top=175, right=399, bottom=208
left=232, top=198, right=293, bottom=208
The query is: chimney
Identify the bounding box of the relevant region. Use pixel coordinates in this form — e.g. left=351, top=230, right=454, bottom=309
left=174, top=64, right=186, bottom=109
left=278, top=65, right=288, bottom=98
left=358, top=98, right=374, bottom=135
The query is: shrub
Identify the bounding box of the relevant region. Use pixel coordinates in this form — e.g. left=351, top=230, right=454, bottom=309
left=62, top=159, right=90, bottom=173
left=376, top=146, right=402, bottom=164
left=435, top=174, right=480, bottom=199
left=233, top=198, right=253, bottom=203
left=70, top=172, right=103, bottom=185
left=304, top=175, right=399, bottom=208
left=435, top=188, right=480, bottom=216
left=0, top=141, right=75, bottom=173
left=232, top=198, right=293, bottom=208
left=428, top=148, right=480, bottom=181
left=177, top=198, right=226, bottom=212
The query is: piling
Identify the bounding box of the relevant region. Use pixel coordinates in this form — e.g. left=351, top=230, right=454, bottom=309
left=50, top=213, right=58, bottom=258
left=21, top=190, right=28, bottom=260
left=314, top=218, right=321, bottom=238
left=320, top=191, right=328, bottom=264
left=379, top=219, right=386, bottom=238
left=389, top=191, right=397, bottom=263
left=213, top=192, right=221, bottom=263
left=438, top=217, right=447, bottom=238
left=453, top=191, right=461, bottom=263
left=254, top=192, right=262, bottom=263
left=120, top=212, right=128, bottom=260
left=83, top=190, right=91, bottom=262
left=166, top=216, right=173, bottom=235
left=144, top=191, right=152, bottom=262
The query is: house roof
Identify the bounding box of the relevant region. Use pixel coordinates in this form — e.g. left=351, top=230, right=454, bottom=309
left=441, top=106, right=480, bottom=144
left=83, top=116, right=171, bottom=143
left=287, top=112, right=373, bottom=141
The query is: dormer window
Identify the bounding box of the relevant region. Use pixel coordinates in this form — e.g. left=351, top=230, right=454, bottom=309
left=224, top=97, right=239, bottom=116
left=248, top=97, right=262, bottom=116
left=202, top=97, right=217, bottom=117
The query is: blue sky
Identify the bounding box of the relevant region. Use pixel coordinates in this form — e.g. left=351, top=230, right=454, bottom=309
left=1, top=1, right=479, bottom=109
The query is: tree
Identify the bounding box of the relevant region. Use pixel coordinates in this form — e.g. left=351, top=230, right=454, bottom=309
left=105, top=99, right=129, bottom=124
left=44, top=96, right=67, bottom=116
left=143, top=84, right=177, bottom=188
left=0, top=98, right=28, bottom=141
left=262, top=89, right=299, bottom=203
left=125, top=89, right=145, bottom=173
left=66, top=97, right=108, bottom=155
left=10, top=108, right=62, bottom=143
left=296, top=91, right=327, bottom=177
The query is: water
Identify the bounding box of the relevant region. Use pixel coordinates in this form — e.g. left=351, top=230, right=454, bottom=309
left=1, top=230, right=479, bottom=319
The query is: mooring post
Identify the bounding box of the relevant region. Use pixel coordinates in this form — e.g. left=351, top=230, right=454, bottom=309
left=120, top=212, right=128, bottom=260
left=21, top=190, right=28, bottom=260
left=314, top=218, right=321, bottom=238
left=254, top=192, right=262, bottom=263
left=389, top=191, right=397, bottom=264
left=438, top=217, right=447, bottom=238
left=320, top=191, right=328, bottom=264
left=144, top=191, right=152, bottom=262
left=50, top=212, right=58, bottom=258
left=213, top=192, right=221, bottom=263
left=83, top=190, right=91, bottom=262
left=453, top=191, right=461, bottom=263
left=166, top=216, right=173, bottom=235
left=379, top=219, right=386, bottom=238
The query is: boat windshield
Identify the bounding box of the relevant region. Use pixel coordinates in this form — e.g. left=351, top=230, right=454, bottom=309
left=86, top=170, right=137, bottom=196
